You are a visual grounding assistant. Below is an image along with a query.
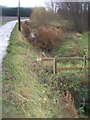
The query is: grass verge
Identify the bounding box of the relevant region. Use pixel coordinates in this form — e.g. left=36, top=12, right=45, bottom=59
left=2, top=24, right=64, bottom=118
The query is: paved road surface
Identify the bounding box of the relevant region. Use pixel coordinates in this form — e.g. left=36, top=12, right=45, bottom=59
left=0, top=20, right=17, bottom=68
left=0, top=20, right=17, bottom=119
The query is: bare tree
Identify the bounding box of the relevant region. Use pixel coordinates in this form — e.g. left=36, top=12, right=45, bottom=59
left=46, top=0, right=59, bottom=13
left=59, top=2, right=88, bottom=33
left=46, top=0, right=89, bottom=33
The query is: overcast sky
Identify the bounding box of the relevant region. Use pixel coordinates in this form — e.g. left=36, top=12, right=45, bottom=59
left=0, top=0, right=89, bottom=7
left=0, top=0, right=49, bottom=7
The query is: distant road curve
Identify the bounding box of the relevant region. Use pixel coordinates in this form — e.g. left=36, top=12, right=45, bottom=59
left=0, top=19, right=29, bottom=68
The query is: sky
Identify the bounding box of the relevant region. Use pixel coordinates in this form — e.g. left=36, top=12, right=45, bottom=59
left=0, top=0, right=49, bottom=7
left=0, top=0, right=89, bottom=7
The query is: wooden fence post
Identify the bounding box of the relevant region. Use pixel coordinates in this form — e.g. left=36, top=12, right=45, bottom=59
left=53, top=57, right=57, bottom=74
left=84, top=55, right=87, bottom=75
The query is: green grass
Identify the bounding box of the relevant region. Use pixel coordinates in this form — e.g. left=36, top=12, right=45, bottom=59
left=51, top=32, right=88, bottom=57
left=2, top=24, right=65, bottom=118
left=48, top=32, right=88, bottom=74
left=2, top=23, right=88, bottom=118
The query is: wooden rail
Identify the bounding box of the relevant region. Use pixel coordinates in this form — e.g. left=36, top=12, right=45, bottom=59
left=40, top=57, right=90, bottom=61
left=57, top=67, right=90, bottom=71
left=37, top=56, right=89, bottom=74
left=41, top=57, right=84, bottom=61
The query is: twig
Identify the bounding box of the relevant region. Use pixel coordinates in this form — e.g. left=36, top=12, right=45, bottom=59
left=14, top=92, right=29, bottom=102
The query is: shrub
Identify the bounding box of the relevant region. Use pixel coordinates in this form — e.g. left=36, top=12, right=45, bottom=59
left=34, top=26, right=65, bottom=52
left=30, top=7, right=58, bottom=26
left=22, top=22, right=65, bottom=52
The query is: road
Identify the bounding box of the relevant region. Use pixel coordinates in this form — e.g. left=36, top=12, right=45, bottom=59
left=0, top=20, right=17, bottom=68
left=0, top=18, right=29, bottom=68
left=0, top=20, right=17, bottom=119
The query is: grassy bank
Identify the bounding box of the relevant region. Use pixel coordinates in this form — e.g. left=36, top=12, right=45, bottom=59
left=2, top=24, right=64, bottom=118
left=2, top=23, right=88, bottom=118
left=21, top=20, right=89, bottom=118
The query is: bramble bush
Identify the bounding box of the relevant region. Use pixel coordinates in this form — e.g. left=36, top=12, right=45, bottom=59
left=35, top=26, right=64, bottom=52
left=37, top=68, right=88, bottom=117
left=22, top=22, right=65, bottom=53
